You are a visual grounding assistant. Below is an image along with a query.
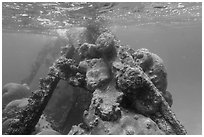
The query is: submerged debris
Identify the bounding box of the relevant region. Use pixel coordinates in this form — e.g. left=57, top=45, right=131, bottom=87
left=3, top=31, right=187, bottom=135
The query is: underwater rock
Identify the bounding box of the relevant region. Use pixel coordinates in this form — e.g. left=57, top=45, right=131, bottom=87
left=84, top=84, right=123, bottom=124
left=113, top=62, right=160, bottom=115
left=4, top=31, right=186, bottom=135
left=117, top=45, right=136, bottom=67
left=71, top=110, right=165, bottom=135
left=79, top=43, right=99, bottom=59
left=115, top=64, right=145, bottom=92
left=68, top=124, right=88, bottom=135
left=77, top=81, right=163, bottom=135
left=78, top=31, right=118, bottom=60
left=150, top=114, right=175, bottom=135
left=113, top=53, right=186, bottom=134
left=94, top=31, right=118, bottom=60
left=106, top=112, right=165, bottom=135
left=4, top=76, right=60, bottom=135
left=2, top=83, right=31, bottom=109
left=33, top=114, right=53, bottom=134
left=79, top=58, right=110, bottom=91
left=36, top=129, right=61, bottom=135
left=70, top=32, right=186, bottom=135
left=4, top=42, right=86, bottom=134
left=3, top=98, right=29, bottom=120
left=2, top=118, right=19, bottom=134
left=132, top=48, right=167, bottom=93
left=132, top=90, right=162, bottom=115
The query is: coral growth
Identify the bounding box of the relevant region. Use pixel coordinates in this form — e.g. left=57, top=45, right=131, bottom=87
left=79, top=58, right=110, bottom=91
left=2, top=31, right=187, bottom=135
left=3, top=98, right=29, bottom=121
left=2, top=83, right=31, bottom=109
left=132, top=48, right=167, bottom=92
left=2, top=97, right=55, bottom=135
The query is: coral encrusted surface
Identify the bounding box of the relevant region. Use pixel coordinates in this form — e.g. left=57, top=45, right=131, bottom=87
left=2, top=31, right=187, bottom=135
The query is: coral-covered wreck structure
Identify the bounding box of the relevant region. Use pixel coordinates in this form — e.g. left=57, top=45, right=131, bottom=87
left=2, top=31, right=187, bottom=135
